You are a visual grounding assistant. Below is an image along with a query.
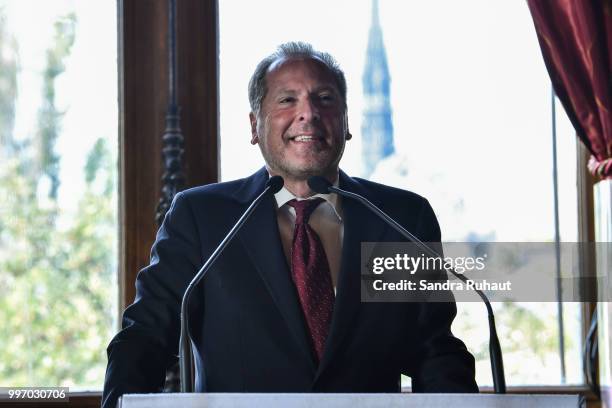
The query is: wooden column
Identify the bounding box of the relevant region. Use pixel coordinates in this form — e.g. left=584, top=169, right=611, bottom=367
left=119, top=0, right=219, bottom=311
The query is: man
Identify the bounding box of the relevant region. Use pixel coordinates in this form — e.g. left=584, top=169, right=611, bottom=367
left=102, top=42, right=477, bottom=408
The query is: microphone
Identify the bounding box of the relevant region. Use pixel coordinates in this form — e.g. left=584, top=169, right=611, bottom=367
left=308, top=176, right=506, bottom=394
left=307, top=176, right=333, bottom=196
left=179, top=175, right=284, bottom=392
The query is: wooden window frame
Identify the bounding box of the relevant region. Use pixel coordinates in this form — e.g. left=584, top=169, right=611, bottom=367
left=119, top=0, right=219, bottom=312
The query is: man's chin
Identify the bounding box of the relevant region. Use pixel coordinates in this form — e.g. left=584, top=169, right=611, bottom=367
left=277, top=165, right=338, bottom=182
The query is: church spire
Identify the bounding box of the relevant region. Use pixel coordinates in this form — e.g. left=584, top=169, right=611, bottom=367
left=372, top=0, right=380, bottom=27
left=361, top=0, right=394, bottom=178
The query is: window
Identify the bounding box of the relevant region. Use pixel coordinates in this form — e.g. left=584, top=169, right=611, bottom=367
left=0, top=0, right=118, bottom=390
left=219, top=0, right=584, bottom=387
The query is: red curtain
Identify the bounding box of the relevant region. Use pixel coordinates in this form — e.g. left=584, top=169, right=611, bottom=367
left=528, top=0, right=612, bottom=179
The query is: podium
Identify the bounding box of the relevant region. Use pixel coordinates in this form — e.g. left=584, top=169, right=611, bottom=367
left=118, top=393, right=579, bottom=407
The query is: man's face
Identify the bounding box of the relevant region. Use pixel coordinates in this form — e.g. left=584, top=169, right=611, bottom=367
left=250, top=57, right=350, bottom=182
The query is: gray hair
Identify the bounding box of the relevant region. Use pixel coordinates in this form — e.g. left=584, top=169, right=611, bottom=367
left=248, top=41, right=347, bottom=115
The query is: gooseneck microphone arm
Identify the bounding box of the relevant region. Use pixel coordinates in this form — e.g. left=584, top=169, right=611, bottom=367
left=179, top=176, right=284, bottom=392
left=307, top=176, right=506, bottom=394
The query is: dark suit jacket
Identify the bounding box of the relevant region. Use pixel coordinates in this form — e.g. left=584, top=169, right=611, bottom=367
left=102, top=168, right=477, bottom=408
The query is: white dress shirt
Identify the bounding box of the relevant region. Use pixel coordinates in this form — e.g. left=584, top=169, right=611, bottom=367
left=273, top=184, right=344, bottom=291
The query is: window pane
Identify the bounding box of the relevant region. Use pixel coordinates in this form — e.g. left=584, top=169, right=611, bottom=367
left=0, top=0, right=118, bottom=390
left=219, top=0, right=582, bottom=386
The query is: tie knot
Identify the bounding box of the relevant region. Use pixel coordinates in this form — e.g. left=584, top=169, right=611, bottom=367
left=287, top=198, right=325, bottom=224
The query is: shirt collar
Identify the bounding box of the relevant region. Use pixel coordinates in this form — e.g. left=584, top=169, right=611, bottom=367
left=271, top=174, right=342, bottom=221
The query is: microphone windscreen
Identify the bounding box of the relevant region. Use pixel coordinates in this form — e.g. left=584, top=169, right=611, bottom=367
left=267, top=175, right=284, bottom=194
left=307, top=176, right=332, bottom=194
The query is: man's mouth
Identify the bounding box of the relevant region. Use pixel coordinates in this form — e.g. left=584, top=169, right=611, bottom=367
left=289, top=134, right=323, bottom=143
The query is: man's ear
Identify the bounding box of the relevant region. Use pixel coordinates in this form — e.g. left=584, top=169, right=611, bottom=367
left=249, top=112, right=259, bottom=145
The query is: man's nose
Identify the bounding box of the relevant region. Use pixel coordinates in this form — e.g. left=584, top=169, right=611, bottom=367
left=297, top=98, right=320, bottom=122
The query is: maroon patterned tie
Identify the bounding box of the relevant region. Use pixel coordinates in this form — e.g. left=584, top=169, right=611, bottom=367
left=287, top=198, right=335, bottom=363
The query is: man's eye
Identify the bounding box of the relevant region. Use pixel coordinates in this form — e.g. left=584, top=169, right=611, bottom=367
left=279, top=97, right=294, bottom=103
left=319, top=94, right=335, bottom=103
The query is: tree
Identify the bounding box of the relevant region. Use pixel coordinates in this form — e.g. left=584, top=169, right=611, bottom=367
left=0, top=5, right=18, bottom=158
left=34, top=13, right=76, bottom=200
left=0, top=10, right=117, bottom=388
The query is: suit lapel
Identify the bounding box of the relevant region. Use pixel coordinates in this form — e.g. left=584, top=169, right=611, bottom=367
left=236, top=168, right=317, bottom=372
left=315, top=171, right=389, bottom=379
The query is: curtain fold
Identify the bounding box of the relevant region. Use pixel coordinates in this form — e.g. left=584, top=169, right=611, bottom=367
left=528, top=0, right=612, bottom=179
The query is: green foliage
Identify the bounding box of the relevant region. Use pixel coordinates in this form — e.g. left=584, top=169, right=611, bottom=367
left=0, top=139, right=117, bottom=388
left=0, top=8, right=18, bottom=154
left=0, top=10, right=117, bottom=389
left=35, top=13, right=77, bottom=200
left=498, top=302, right=560, bottom=358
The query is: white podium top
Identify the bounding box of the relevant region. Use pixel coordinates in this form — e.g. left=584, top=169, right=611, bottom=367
left=119, top=392, right=579, bottom=408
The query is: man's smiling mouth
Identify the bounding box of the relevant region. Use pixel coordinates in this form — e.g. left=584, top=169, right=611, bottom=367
left=289, top=134, right=324, bottom=142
